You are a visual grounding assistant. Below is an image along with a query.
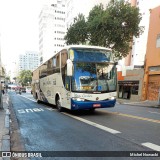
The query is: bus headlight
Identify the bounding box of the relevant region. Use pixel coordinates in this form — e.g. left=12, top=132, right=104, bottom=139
left=109, top=96, right=116, bottom=100
left=72, top=97, right=85, bottom=101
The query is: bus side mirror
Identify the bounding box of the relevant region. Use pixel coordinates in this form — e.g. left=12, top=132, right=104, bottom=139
left=66, top=59, right=73, bottom=76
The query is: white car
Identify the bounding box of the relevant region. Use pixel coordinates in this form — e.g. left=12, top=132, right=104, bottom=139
left=26, top=86, right=32, bottom=93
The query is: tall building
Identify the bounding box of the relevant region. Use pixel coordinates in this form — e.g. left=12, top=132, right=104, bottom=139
left=66, top=0, right=110, bottom=28
left=123, top=0, right=160, bottom=68
left=39, top=0, right=66, bottom=64
left=142, top=6, right=160, bottom=101
left=18, top=51, right=39, bottom=72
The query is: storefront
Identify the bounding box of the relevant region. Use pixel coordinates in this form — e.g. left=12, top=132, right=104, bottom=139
left=147, top=74, right=160, bottom=100
left=117, top=68, right=144, bottom=102
left=118, top=81, right=139, bottom=100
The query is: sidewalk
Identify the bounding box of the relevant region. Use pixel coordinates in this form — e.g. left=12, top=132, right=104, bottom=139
left=117, top=99, right=160, bottom=108
left=0, top=94, right=10, bottom=160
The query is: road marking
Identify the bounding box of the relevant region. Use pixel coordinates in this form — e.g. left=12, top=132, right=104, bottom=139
left=63, top=113, right=121, bottom=134
left=20, top=95, right=36, bottom=102
left=17, top=108, right=44, bottom=114
left=148, top=111, right=160, bottom=115
left=99, top=110, right=160, bottom=124
left=142, top=142, right=160, bottom=151
left=46, top=108, right=55, bottom=111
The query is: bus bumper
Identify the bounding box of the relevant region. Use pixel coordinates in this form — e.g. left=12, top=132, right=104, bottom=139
left=71, top=99, right=116, bottom=110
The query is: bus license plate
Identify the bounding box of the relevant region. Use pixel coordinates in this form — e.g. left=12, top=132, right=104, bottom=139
left=93, top=104, right=101, bottom=108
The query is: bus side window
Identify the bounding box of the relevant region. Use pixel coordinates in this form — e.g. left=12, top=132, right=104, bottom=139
left=39, top=63, right=47, bottom=78
left=61, top=50, right=68, bottom=67
left=56, top=53, right=60, bottom=67
left=62, top=65, right=70, bottom=91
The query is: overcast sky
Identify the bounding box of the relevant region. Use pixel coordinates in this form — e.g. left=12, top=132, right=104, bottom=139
left=0, top=0, right=46, bottom=70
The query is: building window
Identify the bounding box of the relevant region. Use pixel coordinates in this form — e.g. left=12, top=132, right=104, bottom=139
left=132, top=86, right=139, bottom=95
left=118, top=81, right=139, bottom=99
left=156, top=34, right=160, bottom=48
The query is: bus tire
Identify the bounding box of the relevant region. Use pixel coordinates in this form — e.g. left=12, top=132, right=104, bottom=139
left=56, top=96, right=63, bottom=112
left=36, top=93, right=40, bottom=103
left=89, top=108, right=95, bottom=113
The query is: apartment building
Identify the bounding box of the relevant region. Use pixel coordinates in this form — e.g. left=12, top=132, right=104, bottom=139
left=18, top=51, right=39, bottom=72
left=142, top=6, right=160, bottom=101
left=39, top=0, right=66, bottom=64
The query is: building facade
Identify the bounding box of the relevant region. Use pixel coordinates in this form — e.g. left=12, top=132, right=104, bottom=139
left=117, top=0, right=160, bottom=102
left=118, top=69, right=144, bottom=102
left=126, top=0, right=160, bottom=68
left=39, top=0, right=66, bottom=64
left=18, top=51, right=39, bottom=72
left=142, top=6, right=160, bottom=101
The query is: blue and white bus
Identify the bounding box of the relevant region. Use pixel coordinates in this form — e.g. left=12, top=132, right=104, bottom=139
left=32, top=45, right=117, bottom=111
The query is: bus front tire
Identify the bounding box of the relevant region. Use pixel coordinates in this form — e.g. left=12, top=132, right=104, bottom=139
left=56, top=97, right=64, bottom=112
left=36, top=94, right=40, bottom=103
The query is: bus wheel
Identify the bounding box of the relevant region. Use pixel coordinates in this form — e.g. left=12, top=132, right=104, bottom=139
left=56, top=97, right=63, bottom=112
left=89, top=108, right=95, bottom=113
left=36, top=93, right=40, bottom=103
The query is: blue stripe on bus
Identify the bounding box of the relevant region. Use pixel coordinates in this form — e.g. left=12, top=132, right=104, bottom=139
left=71, top=99, right=116, bottom=110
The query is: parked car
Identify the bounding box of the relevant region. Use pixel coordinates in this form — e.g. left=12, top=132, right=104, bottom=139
left=26, top=86, right=32, bottom=93
left=21, top=87, right=26, bottom=93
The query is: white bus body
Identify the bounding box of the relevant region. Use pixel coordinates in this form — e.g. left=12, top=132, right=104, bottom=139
left=32, top=45, right=117, bottom=111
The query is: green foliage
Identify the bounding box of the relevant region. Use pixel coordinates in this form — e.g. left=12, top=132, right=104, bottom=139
left=64, top=0, right=143, bottom=59
left=104, top=0, right=143, bottom=58
left=64, top=14, right=88, bottom=45
left=87, top=4, right=107, bottom=46
left=5, top=76, right=10, bottom=81
left=18, top=70, right=32, bottom=86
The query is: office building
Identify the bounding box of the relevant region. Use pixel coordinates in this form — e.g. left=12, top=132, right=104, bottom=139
left=39, top=0, right=66, bottom=64
left=18, top=51, right=39, bottom=72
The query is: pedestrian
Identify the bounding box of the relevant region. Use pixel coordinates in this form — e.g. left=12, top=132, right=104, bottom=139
left=2, top=85, right=4, bottom=94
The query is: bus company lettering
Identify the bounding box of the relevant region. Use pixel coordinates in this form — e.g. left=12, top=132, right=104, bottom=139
left=53, top=79, right=56, bottom=85
left=74, top=93, right=92, bottom=98
left=43, top=80, right=51, bottom=86
left=47, top=90, right=51, bottom=97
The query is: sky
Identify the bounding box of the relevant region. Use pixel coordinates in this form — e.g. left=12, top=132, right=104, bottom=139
left=0, top=0, right=46, bottom=71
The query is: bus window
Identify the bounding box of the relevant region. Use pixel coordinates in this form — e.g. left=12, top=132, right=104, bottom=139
left=62, top=65, right=70, bottom=91
left=61, top=50, right=68, bottom=67
left=56, top=53, right=60, bottom=67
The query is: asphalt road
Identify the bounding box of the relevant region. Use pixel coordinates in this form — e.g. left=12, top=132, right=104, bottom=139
left=8, top=92, right=160, bottom=160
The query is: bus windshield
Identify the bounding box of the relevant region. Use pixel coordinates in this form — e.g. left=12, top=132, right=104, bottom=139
left=69, top=48, right=113, bottom=62
left=72, top=62, right=117, bottom=93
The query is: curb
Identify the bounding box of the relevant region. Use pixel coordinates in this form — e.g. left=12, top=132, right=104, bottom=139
left=1, top=95, right=11, bottom=160
left=119, top=103, right=160, bottom=108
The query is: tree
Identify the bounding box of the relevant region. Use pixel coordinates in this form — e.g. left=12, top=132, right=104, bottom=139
left=87, top=3, right=107, bottom=46
left=64, top=0, right=143, bottom=59
left=18, top=70, right=32, bottom=86
left=5, top=76, right=10, bottom=82
left=103, top=0, right=143, bottom=58
left=64, top=13, right=88, bottom=45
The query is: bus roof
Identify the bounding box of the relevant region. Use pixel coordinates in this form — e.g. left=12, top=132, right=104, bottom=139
left=63, top=45, right=111, bottom=51
left=32, top=45, right=112, bottom=73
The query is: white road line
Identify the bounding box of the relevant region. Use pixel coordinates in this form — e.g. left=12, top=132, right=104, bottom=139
left=6, top=101, right=9, bottom=105
left=46, top=108, right=55, bottom=111
left=63, top=113, right=121, bottom=134
left=142, top=142, right=160, bottom=151
left=20, top=95, right=36, bottom=102
left=148, top=111, right=160, bottom=115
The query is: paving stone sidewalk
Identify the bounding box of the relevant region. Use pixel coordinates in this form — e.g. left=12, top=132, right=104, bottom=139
left=117, top=99, right=160, bottom=108
left=0, top=94, right=10, bottom=160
